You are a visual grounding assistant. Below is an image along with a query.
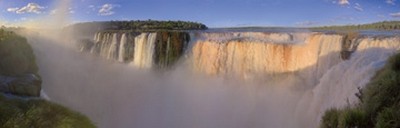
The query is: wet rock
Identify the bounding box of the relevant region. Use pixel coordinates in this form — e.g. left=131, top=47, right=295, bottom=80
left=0, top=74, right=41, bottom=97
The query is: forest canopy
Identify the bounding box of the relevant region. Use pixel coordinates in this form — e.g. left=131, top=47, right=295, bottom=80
left=310, top=21, right=400, bottom=31
left=68, top=20, right=208, bottom=31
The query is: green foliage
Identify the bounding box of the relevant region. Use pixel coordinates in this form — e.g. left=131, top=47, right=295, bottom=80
left=321, top=108, right=367, bottom=128
left=337, top=108, right=368, bottom=128
left=376, top=106, right=400, bottom=128
left=67, top=20, right=207, bottom=32
left=0, top=94, right=95, bottom=128
left=311, top=21, right=400, bottom=31
left=0, top=29, right=38, bottom=76
left=320, top=53, right=400, bottom=128
left=321, top=108, right=340, bottom=128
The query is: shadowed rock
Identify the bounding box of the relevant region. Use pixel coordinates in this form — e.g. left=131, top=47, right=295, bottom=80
left=0, top=74, right=41, bottom=97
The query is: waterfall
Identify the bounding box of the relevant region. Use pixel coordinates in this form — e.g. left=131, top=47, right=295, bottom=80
left=191, top=33, right=343, bottom=83
left=33, top=30, right=400, bottom=128
left=107, top=33, right=120, bottom=60
left=118, top=33, right=128, bottom=62
left=132, top=33, right=157, bottom=68
left=296, top=36, right=400, bottom=127
left=88, top=31, right=188, bottom=68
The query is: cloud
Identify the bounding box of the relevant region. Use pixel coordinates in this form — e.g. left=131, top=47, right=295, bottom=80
left=390, top=12, right=400, bottom=17
left=7, top=8, right=19, bottom=12
left=353, top=3, right=363, bottom=11
left=296, top=21, right=319, bottom=26
left=98, top=4, right=117, bottom=16
left=386, top=0, right=396, bottom=5
left=338, top=0, right=350, bottom=5
left=7, top=3, right=45, bottom=14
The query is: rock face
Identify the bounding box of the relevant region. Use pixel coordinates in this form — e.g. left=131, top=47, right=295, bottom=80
left=0, top=74, right=41, bottom=97
left=0, top=29, right=41, bottom=97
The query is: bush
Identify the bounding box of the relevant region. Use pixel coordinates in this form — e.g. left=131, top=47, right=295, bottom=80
left=0, top=94, right=95, bottom=128
left=376, top=106, right=400, bottom=128
left=338, top=108, right=367, bottom=128
left=320, top=108, right=367, bottom=128
left=321, top=108, right=340, bottom=128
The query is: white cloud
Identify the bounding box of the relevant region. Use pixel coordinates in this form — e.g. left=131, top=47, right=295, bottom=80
left=7, top=8, right=19, bottom=12
left=7, top=3, right=44, bottom=14
left=353, top=3, right=363, bottom=11
left=99, top=4, right=117, bottom=16
left=386, top=0, right=396, bottom=5
left=296, top=21, right=318, bottom=26
left=338, top=0, right=350, bottom=5
left=390, top=12, right=400, bottom=17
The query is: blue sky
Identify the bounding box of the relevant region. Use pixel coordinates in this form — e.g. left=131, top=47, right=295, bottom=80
left=0, top=0, right=399, bottom=27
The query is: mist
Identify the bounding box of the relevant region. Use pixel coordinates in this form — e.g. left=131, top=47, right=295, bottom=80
left=22, top=30, right=311, bottom=128
left=13, top=0, right=400, bottom=127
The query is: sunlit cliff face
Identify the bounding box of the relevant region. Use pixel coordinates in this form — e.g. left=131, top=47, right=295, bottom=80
left=191, top=33, right=343, bottom=79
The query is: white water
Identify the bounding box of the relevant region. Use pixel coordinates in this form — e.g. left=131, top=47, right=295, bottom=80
left=118, top=33, right=128, bottom=62
left=107, top=33, right=119, bottom=60
left=298, top=48, right=398, bottom=128
left=132, top=33, right=157, bottom=68
left=27, top=31, right=400, bottom=128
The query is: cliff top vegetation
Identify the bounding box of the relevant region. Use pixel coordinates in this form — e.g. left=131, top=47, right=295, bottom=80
left=0, top=94, right=95, bottom=128
left=311, top=21, right=400, bottom=31
left=68, top=20, right=207, bottom=31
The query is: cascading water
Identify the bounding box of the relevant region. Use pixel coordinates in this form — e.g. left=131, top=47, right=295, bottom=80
left=118, top=33, right=128, bottom=62
left=33, top=30, right=400, bottom=128
left=297, top=36, right=400, bottom=128
left=85, top=31, right=189, bottom=68
left=132, top=33, right=157, bottom=68
left=191, top=33, right=343, bottom=86
left=107, top=33, right=120, bottom=60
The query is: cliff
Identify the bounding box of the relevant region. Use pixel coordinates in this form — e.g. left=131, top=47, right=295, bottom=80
left=0, top=29, right=40, bottom=96
left=0, top=29, right=95, bottom=127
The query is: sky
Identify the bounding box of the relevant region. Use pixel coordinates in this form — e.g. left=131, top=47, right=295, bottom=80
left=0, top=0, right=399, bottom=27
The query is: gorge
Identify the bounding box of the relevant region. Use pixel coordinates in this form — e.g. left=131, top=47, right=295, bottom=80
left=40, top=29, right=399, bottom=127
left=2, top=0, right=400, bottom=127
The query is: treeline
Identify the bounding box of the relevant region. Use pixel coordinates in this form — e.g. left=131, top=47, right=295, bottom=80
left=311, top=21, right=400, bottom=31
left=70, top=20, right=208, bottom=31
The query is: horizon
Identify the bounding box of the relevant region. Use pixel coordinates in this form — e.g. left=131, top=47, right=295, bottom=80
left=0, top=0, right=400, bottom=28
